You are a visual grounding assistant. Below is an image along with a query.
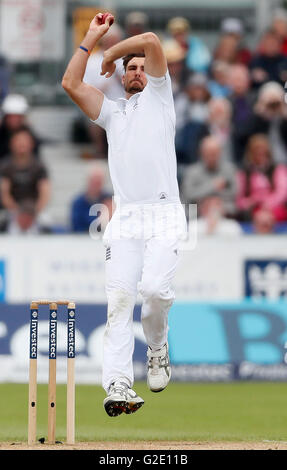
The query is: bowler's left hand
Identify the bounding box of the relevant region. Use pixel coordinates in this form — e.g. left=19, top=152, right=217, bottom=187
left=101, top=52, right=116, bottom=78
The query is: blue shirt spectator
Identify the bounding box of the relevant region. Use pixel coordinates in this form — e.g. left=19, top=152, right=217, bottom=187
left=208, top=61, right=231, bottom=98
left=166, top=17, right=211, bottom=74
left=71, top=166, right=112, bottom=233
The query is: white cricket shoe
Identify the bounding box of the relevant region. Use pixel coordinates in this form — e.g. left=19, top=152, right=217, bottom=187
left=103, top=380, right=144, bottom=417
left=147, top=343, right=171, bottom=392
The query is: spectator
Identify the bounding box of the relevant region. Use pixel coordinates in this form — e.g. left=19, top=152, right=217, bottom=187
left=189, top=195, right=242, bottom=236
left=208, top=98, right=233, bottom=162
left=124, top=11, right=148, bottom=38
left=241, top=206, right=287, bottom=234
left=208, top=61, right=231, bottom=98
left=181, top=136, right=237, bottom=216
left=236, top=81, right=287, bottom=166
left=71, top=165, right=112, bottom=233
left=252, top=208, right=276, bottom=234
left=220, top=18, right=252, bottom=65
left=176, top=73, right=211, bottom=128
left=228, top=64, right=255, bottom=164
left=213, top=34, right=240, bottom=65
left=162, top=39, right=187, bottom=98
left=250, top=207, right=287, bottom=234
left=228, top=64, right=254, bottom=123
left=236, top=134, right=287, bottom=222
left=0, top=127, right=50, bottom=214
left=250, top=30, right=287, bottom=88
left=271, top=9, right=287, bottom=56
left=0, top=199, right=52, bottom=235
left=166, top=16, right=211, bottom=74
left=0, top=94, right=41, bottom=160
left=175, top=74, right=210, bottom=169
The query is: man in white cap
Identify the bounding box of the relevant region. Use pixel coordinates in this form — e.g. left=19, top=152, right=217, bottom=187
left=220, top=17, right=251, bottom=66
left=0, top=94, right=40, bottom=160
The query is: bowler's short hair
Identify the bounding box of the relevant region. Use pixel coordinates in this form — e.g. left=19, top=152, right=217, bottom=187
left=122, top=53, right=145, bottom=72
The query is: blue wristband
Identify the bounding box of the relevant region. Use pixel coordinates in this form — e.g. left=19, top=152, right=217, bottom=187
left=79, top=45, right=90, bottom=55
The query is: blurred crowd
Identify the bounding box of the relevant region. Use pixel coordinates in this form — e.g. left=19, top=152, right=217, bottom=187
left=1, top=9, right=287, bottom=236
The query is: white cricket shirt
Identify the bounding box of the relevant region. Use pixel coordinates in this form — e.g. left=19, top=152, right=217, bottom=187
left=93, top=71, right=180, bottom=206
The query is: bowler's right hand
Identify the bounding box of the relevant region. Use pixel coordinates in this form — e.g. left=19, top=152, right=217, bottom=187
left=88, top=13, right=114, bottom=36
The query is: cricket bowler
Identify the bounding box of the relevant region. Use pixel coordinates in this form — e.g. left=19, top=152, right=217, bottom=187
left=62, top=12, right=186, bottom=417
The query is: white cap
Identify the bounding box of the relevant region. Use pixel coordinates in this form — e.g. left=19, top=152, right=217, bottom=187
left=2, top=94, right=29, bottom=115
left=221, top=18, right=243, bottom=35
left=259, top=81, right=284, bottom=102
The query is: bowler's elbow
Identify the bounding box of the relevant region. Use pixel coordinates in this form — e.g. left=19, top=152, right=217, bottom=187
left=143, top=32, right=161, bottom=46
left=61, top=72, right=77, bottom=95
left=62, top=77, right=71, bottom=93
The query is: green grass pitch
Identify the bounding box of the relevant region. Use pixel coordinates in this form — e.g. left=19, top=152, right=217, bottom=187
left=1, top=382, right=287, bottom=443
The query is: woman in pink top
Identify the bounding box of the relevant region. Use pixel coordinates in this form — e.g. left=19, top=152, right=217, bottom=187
left=237, top=134, right=287, bottom=221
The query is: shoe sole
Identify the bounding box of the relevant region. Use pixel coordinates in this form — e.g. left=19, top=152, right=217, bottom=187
left=104, top=399, right=127, bottom=417
left=125, top=400, right=144, bottom=414
left=150, top=387, right=165, bottom=393
left=104, top=399, right=144, bottom=417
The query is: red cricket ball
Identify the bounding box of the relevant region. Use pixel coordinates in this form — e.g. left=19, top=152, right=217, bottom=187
left=101, top=13, right=114, bottom=26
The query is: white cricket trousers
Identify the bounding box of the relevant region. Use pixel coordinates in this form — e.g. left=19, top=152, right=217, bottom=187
left=102, top=237, right=179, bottom=392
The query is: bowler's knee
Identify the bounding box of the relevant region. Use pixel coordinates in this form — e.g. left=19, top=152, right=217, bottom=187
left=139, top=278, right=160, bottom=299
left=139, top=278, right=173, bottom=302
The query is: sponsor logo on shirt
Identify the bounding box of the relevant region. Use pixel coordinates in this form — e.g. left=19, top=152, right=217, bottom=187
left=159, top=192, right=167, bottom=200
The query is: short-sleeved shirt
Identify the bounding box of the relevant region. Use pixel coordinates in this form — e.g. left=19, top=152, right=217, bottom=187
left=0, top=157, right=48, bottom=202
left=92, top=71, right=180, bottom=206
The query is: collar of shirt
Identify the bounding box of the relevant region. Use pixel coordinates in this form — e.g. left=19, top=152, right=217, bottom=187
left=116, top=92, right=141, bottom=113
